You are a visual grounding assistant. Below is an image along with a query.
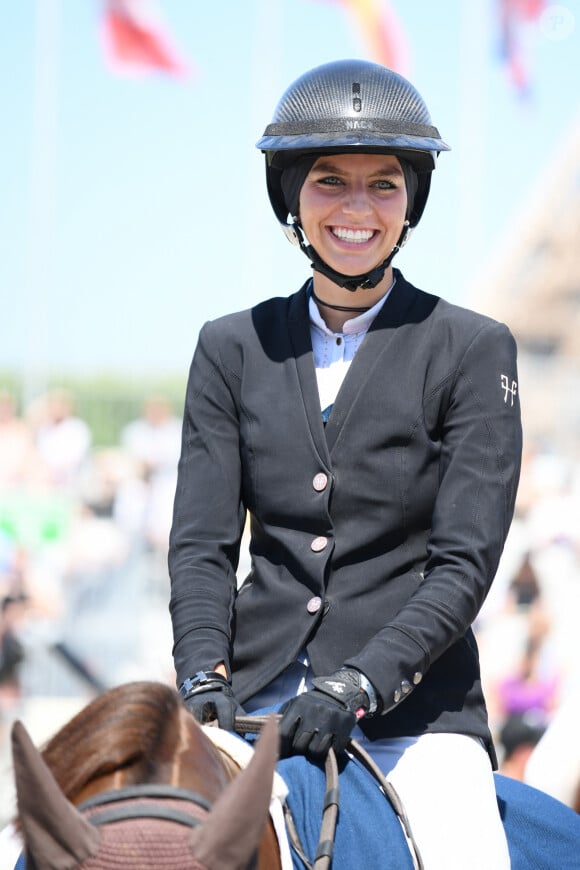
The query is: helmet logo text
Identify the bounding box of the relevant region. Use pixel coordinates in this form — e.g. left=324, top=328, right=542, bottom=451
left=352, top=82, right=362, bottom=113
left=345, top=119, right=373, bottom=129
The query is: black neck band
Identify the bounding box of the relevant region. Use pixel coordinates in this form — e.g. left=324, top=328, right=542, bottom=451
left=311, top=287, right=371, bottom=312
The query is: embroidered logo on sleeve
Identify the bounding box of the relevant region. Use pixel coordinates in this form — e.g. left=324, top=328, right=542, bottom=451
left=501, top=374, right=518, bottom=406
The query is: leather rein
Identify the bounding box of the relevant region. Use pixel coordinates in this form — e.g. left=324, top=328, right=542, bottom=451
left=235, top=715, right=424, bottom=870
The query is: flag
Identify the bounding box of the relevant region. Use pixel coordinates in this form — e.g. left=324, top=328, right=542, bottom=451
left=100, top=0, right=190, bottom=77
left=314, top=0, right=411, bottom=74
left=498, top=0, right=546, bottom=94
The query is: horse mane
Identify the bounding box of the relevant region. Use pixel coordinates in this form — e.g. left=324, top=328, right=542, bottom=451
left=12, top=685, right=282, bottom=870
left=38, top=681, right=230, bottom=804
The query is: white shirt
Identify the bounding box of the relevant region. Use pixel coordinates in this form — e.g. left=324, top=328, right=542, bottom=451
left=308, top=280, right=395, bottom=419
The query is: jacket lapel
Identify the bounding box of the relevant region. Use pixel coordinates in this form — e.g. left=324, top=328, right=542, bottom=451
left=287, top=283, right=332, bottom=464
left=324, top=275, right=418, bottom=454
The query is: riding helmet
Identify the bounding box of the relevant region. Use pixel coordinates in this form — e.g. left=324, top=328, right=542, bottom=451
left=257, top=59, right=449, bottom=294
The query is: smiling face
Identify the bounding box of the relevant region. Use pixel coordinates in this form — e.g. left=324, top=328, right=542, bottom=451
left=298, top=153, right=408, bottom=283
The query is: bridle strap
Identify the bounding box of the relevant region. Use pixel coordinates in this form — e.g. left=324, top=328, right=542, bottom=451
left=235, top=715, right=424, bottom=870
left=78, top=784, right=213, bottom=829
left=78, top=784, right=213, bottom=813
left=85, top=804, right=205, bottom=828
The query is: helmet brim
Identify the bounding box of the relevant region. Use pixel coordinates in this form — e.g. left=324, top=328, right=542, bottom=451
left=258, top=127, right=450, bottom=174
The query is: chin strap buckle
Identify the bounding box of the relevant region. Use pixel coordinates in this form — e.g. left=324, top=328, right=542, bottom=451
left=282, top=221, right=302, bottom=247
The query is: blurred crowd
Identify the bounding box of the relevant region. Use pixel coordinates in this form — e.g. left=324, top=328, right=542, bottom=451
left=0, top=387, right=182, bottom=799
left=476, top=442, right=580, bottom=811
left=1, top=387, right=580, bottom=820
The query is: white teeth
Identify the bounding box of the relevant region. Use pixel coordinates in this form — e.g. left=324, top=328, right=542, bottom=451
left=331, top=227, right=374, bottom=243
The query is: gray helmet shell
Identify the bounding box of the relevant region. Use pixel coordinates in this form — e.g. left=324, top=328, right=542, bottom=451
left=257, top=58, right=450, bottom=229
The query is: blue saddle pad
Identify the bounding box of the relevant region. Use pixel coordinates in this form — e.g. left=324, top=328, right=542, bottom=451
left=495, top=773, right=580, bottom=870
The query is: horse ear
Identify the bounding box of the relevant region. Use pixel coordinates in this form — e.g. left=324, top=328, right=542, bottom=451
left=11, top=720, right=102, bottom=870
left=190, top=715, right=279, bottom=869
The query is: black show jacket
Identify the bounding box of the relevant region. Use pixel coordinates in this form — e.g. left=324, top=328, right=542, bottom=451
left=169, top=272, right=522, bottom=754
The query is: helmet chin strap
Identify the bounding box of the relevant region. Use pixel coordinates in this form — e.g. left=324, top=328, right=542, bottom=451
left=290, top=221, right=410, bottom=292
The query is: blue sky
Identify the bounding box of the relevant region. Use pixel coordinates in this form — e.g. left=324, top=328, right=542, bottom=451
left=2, top=0, right=579, bottom=378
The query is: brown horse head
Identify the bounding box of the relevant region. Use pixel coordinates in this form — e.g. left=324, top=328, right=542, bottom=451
left=12, top=681, right=280, bottom=869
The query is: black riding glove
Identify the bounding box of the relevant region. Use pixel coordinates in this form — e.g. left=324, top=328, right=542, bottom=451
left=180, top=672, right=245, bottom=732
left=278, top=669, right=372, bottom=760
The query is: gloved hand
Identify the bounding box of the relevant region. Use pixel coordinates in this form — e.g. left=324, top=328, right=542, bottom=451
left=180, top=672, right=245, bottom=732
left=278, top=669, right=371, bottom=760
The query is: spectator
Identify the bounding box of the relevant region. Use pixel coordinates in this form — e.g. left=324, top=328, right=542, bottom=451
left=0, top=595, right=27, bottom=727
left=508, top=551, right=541, bottom=610
left=496, top=602, right=560, bottom=721
left=0, top=392, right=39, bottom=489
left=525, top=690, right=580, bottom=810
left=121, top=396, right=181, bottom=554
left=498, top=711, right=546, bottom=782
left=121, top=396, right=181, bottom=481
left=30, top=390, right=92, bottom=489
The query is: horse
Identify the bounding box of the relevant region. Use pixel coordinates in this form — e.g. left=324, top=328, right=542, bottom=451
left=10, top=680, right=580, bottom=870
left=10, top=680, right=283, bottom=870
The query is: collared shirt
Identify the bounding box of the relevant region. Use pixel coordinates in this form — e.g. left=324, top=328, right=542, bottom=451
left=308, top=279, right=395, bottom=420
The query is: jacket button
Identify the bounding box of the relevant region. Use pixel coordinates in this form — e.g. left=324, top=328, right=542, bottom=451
left=393, top=689, right=402, bottom=703
left=311, top=536, right=328, bottom=552
left=401, top=680, right=411, bottom=694
left=413, top=672, right=422, bottom=685
left=306, top=596, right=322, bottom=614
left=312, top=472, right=328, bottom=492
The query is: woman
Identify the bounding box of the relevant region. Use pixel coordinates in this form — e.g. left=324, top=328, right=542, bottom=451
left=169, top=59, right=521, bottom=868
